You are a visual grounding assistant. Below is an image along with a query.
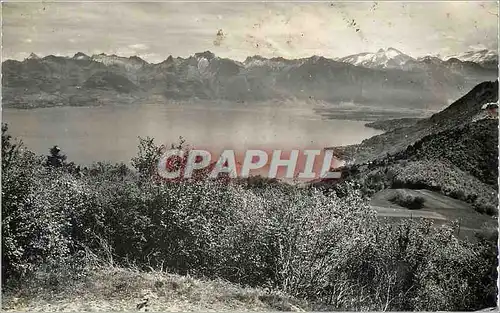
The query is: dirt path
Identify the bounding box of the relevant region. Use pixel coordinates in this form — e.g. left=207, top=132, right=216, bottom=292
left=371, top=205, right=447, bottom=220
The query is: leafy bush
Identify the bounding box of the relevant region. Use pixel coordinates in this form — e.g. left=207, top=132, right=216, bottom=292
left=473, top=197, right=498, bottom=216
left=131, top=136, right=167, bottom=179
left=388, top=190, right=425, bottom=210
left=2, top=125, right=82, bottom=283
left=1, top=126, right=498, bottom=311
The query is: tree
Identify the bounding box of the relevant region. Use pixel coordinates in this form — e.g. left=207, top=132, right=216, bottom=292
left=46, top=145, right=67, bottom=168
left=2, top=124, right=23, bottom=172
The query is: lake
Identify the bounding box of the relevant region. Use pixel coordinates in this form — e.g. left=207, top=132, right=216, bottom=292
left=2, top=101, right=384, bottom=167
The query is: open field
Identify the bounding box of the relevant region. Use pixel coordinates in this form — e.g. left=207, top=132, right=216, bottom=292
left=371, top=188, right=497, bottom=241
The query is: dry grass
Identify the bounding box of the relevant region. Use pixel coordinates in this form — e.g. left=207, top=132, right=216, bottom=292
left=2, top=266, right=309, bottom=312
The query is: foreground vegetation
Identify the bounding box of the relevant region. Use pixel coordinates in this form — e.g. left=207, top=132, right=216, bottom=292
left=337, top=119, right=499, bottom=216
left=3, top=266, right=309, bottom=312
left=387, top=190, right=425, bottom=210
left=2, top=124, right=498, bottom=311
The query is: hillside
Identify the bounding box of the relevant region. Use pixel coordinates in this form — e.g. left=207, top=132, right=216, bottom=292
left=394, top=119, right=498, bottom=186
left=83, top=71, right=139, bottom=93
left=365, top=117, right=422, bottom=131
left=326, top=81, right=499, bottom=215
left=330, top=80, right=499, bottom=163
left=2, top=50, right=497, bottom=109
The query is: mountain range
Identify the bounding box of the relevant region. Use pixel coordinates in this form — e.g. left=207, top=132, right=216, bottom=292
left=337, top=48, right=498, bottom=70
left=2, top=49, right=497, bottom=109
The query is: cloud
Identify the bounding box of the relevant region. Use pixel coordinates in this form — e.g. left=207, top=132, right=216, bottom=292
left=468, top=43, right=489, bottom=51
left=128, top=43, right=148, bottom=50
left=2, top=2, right=497, bottom=62
left=141, top=53, right=161, bottom=63
left=116, top=47, right=141, bottom=56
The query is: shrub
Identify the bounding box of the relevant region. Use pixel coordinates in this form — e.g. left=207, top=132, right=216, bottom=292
left=131, top=136, right=167, bottom=179
left=2, top=129, right=497, bottom=311
left=2, top=125, right=81, bottom=284
left=473, top=197, right=498, bottom=216
left=388, top=190, right=425, bottom=210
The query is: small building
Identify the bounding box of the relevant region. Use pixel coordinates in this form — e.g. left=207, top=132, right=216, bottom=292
left=481, top=102, right=498, bottom=119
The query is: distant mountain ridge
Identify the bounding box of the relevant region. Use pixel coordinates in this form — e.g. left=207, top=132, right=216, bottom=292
left=337, top=47, right=415, bottom=69
left=446, top=49, right=498, bottom=69
left=2, top=49, right=498, bottom=109
left=336, top=48, right=498, bottom=71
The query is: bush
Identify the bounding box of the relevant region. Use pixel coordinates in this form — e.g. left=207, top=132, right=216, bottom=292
left=473, top=197, right=498, bottom=216
left=2, top=128, right=498, bottom=311
left=388, top=190, right=425, bottom=210
left=2, top=125, right=83, bottom=284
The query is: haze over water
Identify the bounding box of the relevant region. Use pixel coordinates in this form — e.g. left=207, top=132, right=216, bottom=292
left=3, top=101, right=384, bottom=167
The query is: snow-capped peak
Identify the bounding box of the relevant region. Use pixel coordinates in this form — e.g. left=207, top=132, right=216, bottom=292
left=446, top=49, right=498, bottom=64
left=338, top=48, right=415, bottom=69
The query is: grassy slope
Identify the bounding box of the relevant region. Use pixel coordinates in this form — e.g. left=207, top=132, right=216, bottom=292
left=2, top=267, right=309, bottom=312
left=394, top=118, right=498, bottom=186
left=370, top=189, right=496, bottom=231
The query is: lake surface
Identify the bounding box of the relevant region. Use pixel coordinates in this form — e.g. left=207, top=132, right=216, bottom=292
left=2, top=101, right=384, bottom=166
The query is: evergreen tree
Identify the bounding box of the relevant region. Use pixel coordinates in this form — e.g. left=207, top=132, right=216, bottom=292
left=46, top=146, right=67, bottom=168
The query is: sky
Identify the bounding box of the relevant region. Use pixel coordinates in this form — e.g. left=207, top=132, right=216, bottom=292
left=2, top=1, right=499, bottom=63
